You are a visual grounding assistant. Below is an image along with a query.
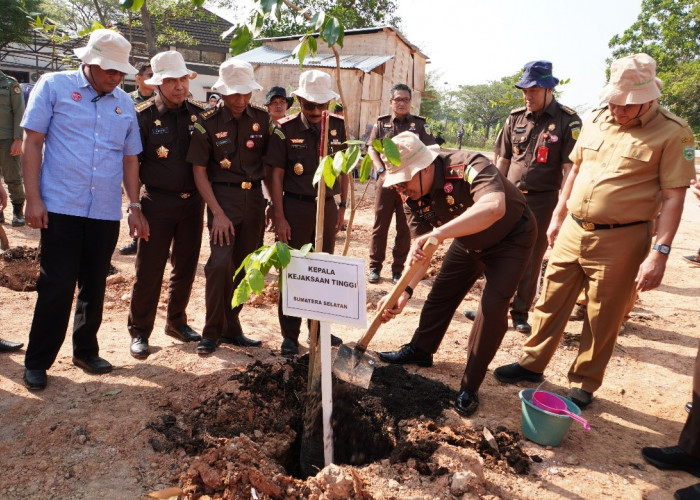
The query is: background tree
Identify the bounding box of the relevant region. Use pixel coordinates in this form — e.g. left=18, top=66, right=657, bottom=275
left=1, top=0, right=42, bottom=49
left=39, top=0, right=122, bottom=33
left=608, top=0, right=700, bottom=133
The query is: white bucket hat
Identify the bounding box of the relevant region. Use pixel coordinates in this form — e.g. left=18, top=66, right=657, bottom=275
left=73, top=29, right=137, bottom=74
left=145, top=51, right=196, bottom=85
left=599, top=53, right=662, bottom=105
left=382, top=132, right=439, bottom=188
left=292, top=70, right=339, bottom=103
left=211, top=59, right=262, bottom=96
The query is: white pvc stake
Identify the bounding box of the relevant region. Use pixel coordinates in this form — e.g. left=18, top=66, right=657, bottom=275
left=320, top=321, right=334, bottom=465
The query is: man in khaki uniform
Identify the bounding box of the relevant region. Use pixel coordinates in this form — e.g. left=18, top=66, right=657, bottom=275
left=0, top=64, right=26, bottom=226
left=494, top=53, right=697, bottom=408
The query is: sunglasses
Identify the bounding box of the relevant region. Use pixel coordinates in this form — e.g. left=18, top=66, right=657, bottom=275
left=300, top=100, right=329, bottom=111
left=391, top=97, right=410, bottom=103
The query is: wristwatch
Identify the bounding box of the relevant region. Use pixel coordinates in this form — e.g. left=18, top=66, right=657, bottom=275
left=126, top=202, right=142, bottom=214
left=652, top=243, right=671, bottom=255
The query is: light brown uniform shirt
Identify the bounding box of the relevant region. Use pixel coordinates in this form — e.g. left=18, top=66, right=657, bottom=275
left=569, top=102, right=696, bottom=225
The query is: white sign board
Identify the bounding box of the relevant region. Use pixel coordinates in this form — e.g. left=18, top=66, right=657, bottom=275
left=282, top=252, right=367, bottom=328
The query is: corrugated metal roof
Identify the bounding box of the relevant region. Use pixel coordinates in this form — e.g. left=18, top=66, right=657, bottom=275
left=236, top=46, right=393, bottom=73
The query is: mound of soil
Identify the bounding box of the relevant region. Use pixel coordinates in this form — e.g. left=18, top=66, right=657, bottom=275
left=0, top=246, right=40, bottom=291
left=147, top=359, right=530, bottom=498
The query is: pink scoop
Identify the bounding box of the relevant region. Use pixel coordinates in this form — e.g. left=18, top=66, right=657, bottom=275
left=532, top=391, right=591, bottom=431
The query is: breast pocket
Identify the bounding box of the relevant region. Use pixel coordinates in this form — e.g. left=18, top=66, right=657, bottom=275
left=512, top=135, right=529, bottom=155
left=108, top=114, right=132, bottom=145
left=619, top=144, right=653, bottom=171
left=579, top=138, right=603, bottom=163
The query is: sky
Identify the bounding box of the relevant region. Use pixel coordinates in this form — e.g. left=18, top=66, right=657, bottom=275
left=394, top=0, right=643, bottom=113
left=211, top=0, right=643, bottom=113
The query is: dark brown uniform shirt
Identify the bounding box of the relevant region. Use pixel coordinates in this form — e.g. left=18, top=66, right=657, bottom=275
left=136, top=96, right=206, bottom=192
left=266, top=111, right=346, bottom=197
left=495, top=99, right=581, bottom=192
left=187, top=103, right=272, bottom=183
left=406, top=151, right=527, bottom=250
left=367, top=113, right=436, bottom=149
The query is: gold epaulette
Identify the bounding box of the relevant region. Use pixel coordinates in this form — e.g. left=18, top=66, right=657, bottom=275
left=278, top=113, right=297, bottom=125
left=187, top=98, right=207, bottom=110
left=510, top=106, right=527, bottom=114
left=328, top=111, right=344, bottom=120
left=200, top=106, right=220, bottom=121
left=413, top=115, right=427, bottom=121
left=377, top=114, right=391, bottom=121
left=250, top=102, right=268, bottom=112
left=135, top=99, right=155, bottom=113
left=559, top=104, right=577, bottom=115
left=444, top=163, right=465, bottom=180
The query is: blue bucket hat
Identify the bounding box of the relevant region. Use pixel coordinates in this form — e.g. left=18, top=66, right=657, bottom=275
left=515, top=61, right=559, bottom=89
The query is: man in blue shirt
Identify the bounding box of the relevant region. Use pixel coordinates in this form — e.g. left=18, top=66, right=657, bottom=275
left=20, top=29, right=147, bottom=390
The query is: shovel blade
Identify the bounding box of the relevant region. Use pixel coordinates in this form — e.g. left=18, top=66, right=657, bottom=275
left=332, top=344, right=375, bottom=389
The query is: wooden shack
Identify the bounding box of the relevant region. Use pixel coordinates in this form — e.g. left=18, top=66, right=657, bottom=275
left=238, top=26, right=429, bottom=140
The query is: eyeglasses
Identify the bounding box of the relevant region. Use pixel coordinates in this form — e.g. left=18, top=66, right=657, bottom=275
left=300, top=100, right=329, bottom=111
left=391, top=97, right=411, bottom=104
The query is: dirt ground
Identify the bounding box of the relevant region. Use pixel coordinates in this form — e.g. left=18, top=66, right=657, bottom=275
left=0, top=176, right=699, bottom=500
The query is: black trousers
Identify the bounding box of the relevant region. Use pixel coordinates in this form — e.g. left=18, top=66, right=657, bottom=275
left=680, top=342, right=700, bottom=457
left=25, top=212, right=119, bottom=370
left=202, top=185, right=265, bottom=341
left=128, top=189, right=204, bottom=339
left=369, top=174, right=410, bottom=275
left=278, top=196, right=337, bottom=341
left=511, top=190, right=558, bottom=320
left=411, top=208, right=537, bottom=392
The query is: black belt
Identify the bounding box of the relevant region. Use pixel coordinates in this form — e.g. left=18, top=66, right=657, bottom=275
left=284, top=192, right=333, bottom=203
left=571, top=214, right=647, bottom=231
left=212, top=180, right=262, bottom=190
left=145, top=185, right=198, bottom=199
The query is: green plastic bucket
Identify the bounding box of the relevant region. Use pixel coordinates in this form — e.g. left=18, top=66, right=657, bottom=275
left=519, top=389, right=582, bottom=447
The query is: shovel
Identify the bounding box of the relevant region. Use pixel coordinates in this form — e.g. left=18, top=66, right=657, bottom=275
left=332, top=236, right=439, bottom=388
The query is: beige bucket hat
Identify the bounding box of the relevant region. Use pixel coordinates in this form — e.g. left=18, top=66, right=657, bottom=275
left=382, top=132, right=439, bottom=188
left=599, top=53, right=662, bottom=105
left=73, top=29, right=137, bottom=74
left=292, top=70, right=339, bottom=103
left=211, top=59, right=262, bottom=96
left=145, top=51, right=196, bottom=85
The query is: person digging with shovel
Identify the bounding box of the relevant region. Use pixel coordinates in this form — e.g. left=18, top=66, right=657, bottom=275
left=376, top=131, right=537, bottom=416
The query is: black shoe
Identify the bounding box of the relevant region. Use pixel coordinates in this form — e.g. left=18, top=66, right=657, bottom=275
left=11, top=214, right=25, bottom=227
left=107, top=263, right=118, bottom=276
left=118, top=239, right=138, bottom=255
left=493, top=362, right=543, bottom=384
left=0, top=338, right=23, bottom=352
left=568, top=387, right=593, bottom=408
left=513, top=318, right=531, bottom=334
left=72, top=355, right=113, bottom=374
left=675, top=483, right=700, bottom=500
left=220, top=334, right=261, bottom=347
left=0, top=212, right=4, bottom=224
left=281, top=338, right=298, bottom=356
left=642, top=446, right=700, bottom=478
left=130, top=337, right=150, bottom=359
left=306, top=334, right=343, bottom=346
left=392, top=272, right=402, bottom=284
left=368, top=270, right=380, bottom=284
left=378, top=343, right=433, bottom=367
left=463, top=310, right=476, bottom=321
left=197, top=338, right=218, bottom=355
left=164, top=324, right=201, bottom=342
left=23, top=369, right=47, bottom=390
left=454, top=390, right=480, bottom=416
left=686, top=402, right=693, bottom=414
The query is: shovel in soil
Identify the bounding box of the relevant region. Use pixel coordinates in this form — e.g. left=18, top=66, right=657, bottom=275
left=332, top=236, right=439, bottom=389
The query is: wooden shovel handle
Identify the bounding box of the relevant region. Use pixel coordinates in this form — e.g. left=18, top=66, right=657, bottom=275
left=356, top=236, right=439, bottom=352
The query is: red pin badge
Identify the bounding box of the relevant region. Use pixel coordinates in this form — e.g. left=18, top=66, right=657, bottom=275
left=444, top=182, right=454, bottom=194
left=246, top=140, right=255, bottom=149
left=71, top=92, right=82, bottom=102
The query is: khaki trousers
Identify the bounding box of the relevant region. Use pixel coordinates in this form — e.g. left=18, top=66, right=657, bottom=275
left=520, top=215, right=652, bottom=393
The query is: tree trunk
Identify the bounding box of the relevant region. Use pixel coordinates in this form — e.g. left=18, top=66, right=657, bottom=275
left=91, top=0, right=107, bottom=26
left=140, top=0, right=156, bottom=56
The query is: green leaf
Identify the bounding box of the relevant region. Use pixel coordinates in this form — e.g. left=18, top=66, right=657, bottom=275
left=336, top=19, right=345, bottom=48
left=310, top=11, right=325, bottom=31
left=299, top=243, right=313, bottom=256
left=119, top=0, right=134, bottom=10
left=232, top=280, right=252, bottom=308
left=372, top=139, right=384, bottom=154
left=276, top=242, right=292, bottom=267
left=130, top=0, right=144, bottom=10
left=359, top=154, right=373, bottom=183
left=250, top=11, right=265, bottom=38
left=292, top=37, right=309, bottom=67
left=343, top=146, right=360, bottom=174
left=233, top=250, right=254, bottom=281
left=307, top=36, right=317, bottom=56
left=323, top=156, right=337, bottom=189
left=312, top=155, right=326, bottom=187
left=382, top=137, right=401, bottom=166
left=191, top=0, right=205, bottom=6
left=229, top=25, right=251, bottom=56
left=260, top=0, right=280, bottom=15
left=344, top=140, right=366, bottom=147
left=321, top=16, right=342, bottom=47
left=332, top=151, right=344, bottom=176
left=247, top=268, right=265, bottom=294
